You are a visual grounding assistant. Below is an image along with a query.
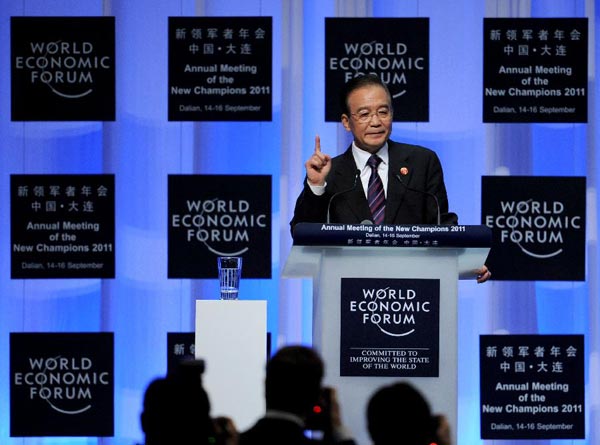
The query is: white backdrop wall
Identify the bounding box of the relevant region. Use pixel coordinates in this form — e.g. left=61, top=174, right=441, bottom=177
left=0, top=0, right=598, bottom=444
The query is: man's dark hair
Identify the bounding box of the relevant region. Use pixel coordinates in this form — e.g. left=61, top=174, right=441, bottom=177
left=339, top=73, right=392, bottom=115
left=264, top=345, right=324, bottom=416
left=367, top=382, right=437, bottom=445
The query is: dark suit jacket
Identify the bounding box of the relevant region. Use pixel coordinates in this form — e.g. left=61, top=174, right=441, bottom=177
left=239, top=417, right=356, bottom=445
left=290, top=140, right=458, bottom=232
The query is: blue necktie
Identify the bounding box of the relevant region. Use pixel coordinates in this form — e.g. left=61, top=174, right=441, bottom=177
left=367, top=155, right=385, bottom=224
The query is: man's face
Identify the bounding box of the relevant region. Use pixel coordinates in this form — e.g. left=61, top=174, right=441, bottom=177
left=341, top=84, right=393, bottom=154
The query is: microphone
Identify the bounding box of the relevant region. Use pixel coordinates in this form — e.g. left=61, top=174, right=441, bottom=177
left=394, top=173, right=441, bottom=225
left=326, top=169, right=361, bottom=223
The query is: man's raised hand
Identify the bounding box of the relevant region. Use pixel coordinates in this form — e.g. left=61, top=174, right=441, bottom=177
left=305, top=135, right=332, bottom=186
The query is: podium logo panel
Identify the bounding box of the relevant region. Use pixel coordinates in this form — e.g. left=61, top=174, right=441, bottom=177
left=10, top=332, right=114, bottom=437
left=340, top=278, right=439, bottom=377
left=481, top=176, right=585, bottom=281
left=11, top=16, right=115, bottom=121
left=168, top=174, right=272, bottom=278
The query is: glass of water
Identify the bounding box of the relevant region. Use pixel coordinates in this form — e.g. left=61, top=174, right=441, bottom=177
left=217, top=257, right=242, bottom=300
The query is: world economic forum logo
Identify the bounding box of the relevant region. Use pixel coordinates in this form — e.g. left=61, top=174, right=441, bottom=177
left=10, top=332, right=114, bottom=436
left=171, top=196, right=268, bottom=256
left=485, top=198, right=582, bottom=259
left=13, top=355, right=110, bottom=415
left=14, top=40, right=112, bottom=99
left=349, top=285, right=433, bottom=337
left=168, top=175, right=272, bottom=278
left=481, top=176, right=586, bottom=281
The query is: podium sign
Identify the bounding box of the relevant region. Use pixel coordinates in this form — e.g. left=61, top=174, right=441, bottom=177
left=340, top=277, right=440, bottom=377
left=283, top=223, right=491, bottom=445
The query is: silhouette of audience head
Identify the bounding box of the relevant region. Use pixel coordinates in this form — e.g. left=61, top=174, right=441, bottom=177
left=367, top=381, right=447, bottom=445
left=141, top=359, right=213, bottom=445
left=264, top=345, right=324, bottom=418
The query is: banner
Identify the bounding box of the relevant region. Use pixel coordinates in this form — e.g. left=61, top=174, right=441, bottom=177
left=11, top=17, right=115, bottom=121
left=168, top=174, right=271, bottom=278
left=10, top=332, right=114, bottom=437
left=11, top=174, right=115, bottom=279
left=325, top=18, right=429, bottom=122
left=483, top=18, right=588, bottom=123
left=481, top=176, right=585, bottom=281
left=168, top=16, right=272, bottom=121
left=480, top=334, right=584, bottom=440
left=167, top=332, right=196, bottom=375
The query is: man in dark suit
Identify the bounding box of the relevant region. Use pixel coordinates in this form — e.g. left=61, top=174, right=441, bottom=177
left=239, top=345, right=355, bottom=445
left=290, top=74, right=491, bottom=283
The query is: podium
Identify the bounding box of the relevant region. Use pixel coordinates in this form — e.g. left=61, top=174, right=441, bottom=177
left=282, top=223, right=491, bottom=445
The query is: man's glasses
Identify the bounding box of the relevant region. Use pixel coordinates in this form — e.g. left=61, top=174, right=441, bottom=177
left=351, top=108, right=393, bottom=123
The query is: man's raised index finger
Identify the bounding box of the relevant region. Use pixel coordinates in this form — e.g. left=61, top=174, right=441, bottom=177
left=314, top=135, right=321, bottom=153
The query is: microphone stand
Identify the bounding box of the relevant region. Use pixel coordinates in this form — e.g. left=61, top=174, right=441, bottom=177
left=326, top=170, right=361, bottom=223
left=395, top=174, right=441, bottom=225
